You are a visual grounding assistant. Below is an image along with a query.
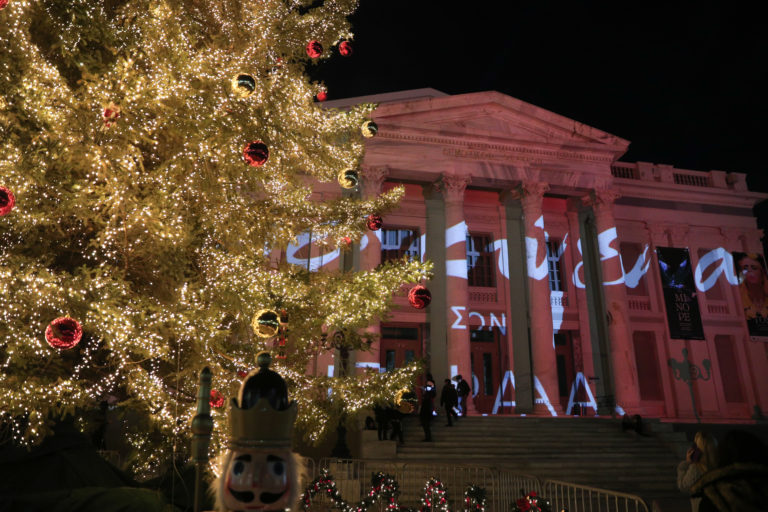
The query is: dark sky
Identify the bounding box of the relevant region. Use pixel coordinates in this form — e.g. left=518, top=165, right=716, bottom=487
left=313, top=2, right=767, bottom=195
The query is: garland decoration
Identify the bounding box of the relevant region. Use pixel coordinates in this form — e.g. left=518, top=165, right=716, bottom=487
left=301, top=469, right=400, bottom=512
left=512, top=489, right=552, bottom=512
left=301, top=468, right=488, bottom=512
left=422, top=477, right=450, bottom=512
left=464, top=485, right=487, bottom=512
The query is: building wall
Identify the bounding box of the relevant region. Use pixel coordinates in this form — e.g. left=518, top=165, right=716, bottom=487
left=313, top=90, right=768, bottom=422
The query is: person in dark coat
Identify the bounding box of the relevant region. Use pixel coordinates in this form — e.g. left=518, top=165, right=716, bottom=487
left=440, top=378, right=459, bottom=426
left=373, top=404, right=389, bottom=440
left=690, top=430, right=768, bottom=512
left=419, top=379, right=436, bottom=441
left=453, top=374, right=471, bottom=417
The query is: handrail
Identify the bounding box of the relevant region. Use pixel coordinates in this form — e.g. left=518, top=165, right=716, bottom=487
left=538, top=476, right=650, bottom=512
left=308, top=458, right=650, bottom=512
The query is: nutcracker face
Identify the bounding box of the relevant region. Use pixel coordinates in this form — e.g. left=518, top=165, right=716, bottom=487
left=220, top=449, right=295, bottom=511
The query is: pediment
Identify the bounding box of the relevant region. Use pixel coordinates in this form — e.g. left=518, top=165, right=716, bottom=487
left=373, top=91, right=629, bottom=151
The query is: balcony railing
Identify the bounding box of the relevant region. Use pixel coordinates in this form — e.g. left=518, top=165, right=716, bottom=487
left=610, top=163, right=639, bottom=180
left=551, top=291, right=568, bottom=307
left=469, top=288, right=498, bottom=303
left=673, top=172, right=710, bottom=187
left=628, top=296, right=652, bottom=311
left=610, top=163, right=745, bottom=191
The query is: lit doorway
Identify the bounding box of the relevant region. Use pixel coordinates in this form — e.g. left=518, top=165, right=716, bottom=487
left=380, top=324, right=422, bottom=373
left=554, top=331, right=576, bottom=411
left=469, top=328, right=501, bottom=414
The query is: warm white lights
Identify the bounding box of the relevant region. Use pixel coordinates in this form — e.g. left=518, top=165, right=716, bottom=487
left=0, top=0, right=430, bottom=479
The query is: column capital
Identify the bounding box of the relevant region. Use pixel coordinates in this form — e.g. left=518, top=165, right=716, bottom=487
left=582, top=188, right=621, bottom=210
left=718, top=227, right=743, bottom=251
left=744, top=228, right=765, bottom=253
left=360, top=165, right=390, bottom=198
left=668, top=224, right=690, bottom=247
left=644, top=222, right=669, bottom=247
left=516, top=181, right=549, bottom=215
left=583, top=188, right=620, bottom=226
left=436, top=173, right=470, bottom=204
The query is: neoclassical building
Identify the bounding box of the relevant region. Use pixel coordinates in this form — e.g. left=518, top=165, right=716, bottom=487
left=309, top=88, right=768, bottom=422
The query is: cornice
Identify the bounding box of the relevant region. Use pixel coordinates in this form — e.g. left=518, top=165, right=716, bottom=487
left=371, top=126, right=622, bottom=165
left=612, top=179, right=768, bottom=210
left=373, top=91, right=630, bottom=148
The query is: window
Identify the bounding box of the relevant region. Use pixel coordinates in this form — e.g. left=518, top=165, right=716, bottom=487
left=546, top=239, right=565, bottom=292
left=470, top=329, right=494, bottom=342
left=381, top=326, right=420, bottom=340
left=482, top=353, right=493, bottom=396
left=632, top=331, right=664, bottom=401
left=466, top=234, right=495, bottom=287
left=385, top=350, right=395, bottom=372
left=714, top=335, right=744, bottom=403
left=381, top=228, right=420, bottom=262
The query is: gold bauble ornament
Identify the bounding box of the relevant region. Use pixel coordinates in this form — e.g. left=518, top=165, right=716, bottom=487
left=251, top=309, right=280, bottom=338
left=361, top=120, right=378, bottom=138
left=232, top=74, right=256, bottom=98
left=338, top=169, right=359, bottom=189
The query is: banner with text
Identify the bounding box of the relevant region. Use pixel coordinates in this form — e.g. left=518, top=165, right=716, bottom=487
left=657, top=247, right=704, bottom=340
left=733, top=252, right=768, bottom=341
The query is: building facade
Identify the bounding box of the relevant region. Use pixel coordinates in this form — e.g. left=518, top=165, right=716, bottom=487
left=309, top=89, right=768, bottom=422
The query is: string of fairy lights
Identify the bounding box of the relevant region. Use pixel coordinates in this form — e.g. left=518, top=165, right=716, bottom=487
left=0, top=0, right=431, bottom=477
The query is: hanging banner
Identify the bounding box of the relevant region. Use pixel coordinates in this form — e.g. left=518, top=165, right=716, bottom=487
left=656, top=247, right=704, bottom=340
left=733, top=252, right=768, bottom=341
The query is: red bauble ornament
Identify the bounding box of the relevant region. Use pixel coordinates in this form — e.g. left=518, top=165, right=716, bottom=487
left=0, top=187, right=16, bottom=216
left=45, top=316, right=83, bottom=350
left=0, top=0, right=8, bottom=10
left=316, top=90, right=327, bottom=102
left=237, top=370, right=249, bottom=379
left=102, top=102, right=120, bottom=128
left=306, top=40, right=323, bottom=58
left=408, top=285, right=432, bottom=309
left=341, top=236, right=352, bottom=246
left=338, top=41, right=353, bottom=57
left=243, top=140, right=269, bottom=166
left=366, top=214, right=382, bottom=231
left=209, top=389, right=225, bottom=408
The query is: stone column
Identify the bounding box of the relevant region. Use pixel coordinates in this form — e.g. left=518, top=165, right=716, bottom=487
left=355, top=166, right=389, bottom=372
left=566, top=199, right=596, bottom=413
left=583, top=189, right=641, bottom=414
left=438, top=173, right=476, bottom=414
left=520, top=181, right=561, bottom=415
left=501, top=192, right=533, bottom=413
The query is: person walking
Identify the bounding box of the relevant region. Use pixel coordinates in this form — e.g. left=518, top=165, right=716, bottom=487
left=440, top=378, right=459, bottom=426
left=454, top=374, right=470, bottom=417
left=419, top=379, right=436, bottom=441
left=677, top=431, right=717, bottom=512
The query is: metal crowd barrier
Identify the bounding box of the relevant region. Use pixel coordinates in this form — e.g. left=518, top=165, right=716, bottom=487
left=539, top=478, right=650, bottom=512
left=308, top=458, right=650, bottom=512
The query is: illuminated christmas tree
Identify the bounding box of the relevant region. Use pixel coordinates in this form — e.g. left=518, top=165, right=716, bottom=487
left=0, top=0, right=429, bottom=477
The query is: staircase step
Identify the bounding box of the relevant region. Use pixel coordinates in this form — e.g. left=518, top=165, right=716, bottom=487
left=366, top=416, right=686, bottom=503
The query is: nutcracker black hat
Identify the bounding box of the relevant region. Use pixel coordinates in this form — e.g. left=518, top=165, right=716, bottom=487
left=228, top=351, right=297, bottom=448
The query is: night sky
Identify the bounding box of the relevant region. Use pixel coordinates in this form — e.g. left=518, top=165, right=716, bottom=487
left=312, top=2, right=767, bottom=198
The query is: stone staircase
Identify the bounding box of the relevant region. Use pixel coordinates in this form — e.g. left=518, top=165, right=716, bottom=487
left=386, top=415, right=689, bottom=504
